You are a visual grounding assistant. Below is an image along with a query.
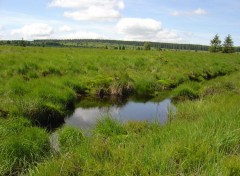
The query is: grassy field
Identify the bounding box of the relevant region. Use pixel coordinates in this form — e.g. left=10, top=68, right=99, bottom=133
left=0, top=46, right=240, bottom=175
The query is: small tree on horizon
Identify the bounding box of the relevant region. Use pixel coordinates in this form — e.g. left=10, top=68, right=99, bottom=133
left=222, top=34, right=235, bottom=53
left=20, top=37, right=26, bottom=47
left=144, top=42, right=151, bottom=50
left=209, top=34, right=221, bottom=52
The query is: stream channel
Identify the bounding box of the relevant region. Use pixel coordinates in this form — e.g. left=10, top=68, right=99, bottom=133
left=50, top=97, right=176, bottom=151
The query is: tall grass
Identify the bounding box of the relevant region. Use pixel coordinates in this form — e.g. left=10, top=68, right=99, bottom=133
left=0, top=117, right=50, bottom=175
left=28, top=93, right=240, bottom=175
left=0, top=46, right=240, bottom=175
left=27, top=70, right=240, bottom=175
left=0, top=46, right=239, bottom=124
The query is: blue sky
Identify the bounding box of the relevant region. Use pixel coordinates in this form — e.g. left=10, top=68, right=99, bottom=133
left=0, top=0, right=240, bottom=45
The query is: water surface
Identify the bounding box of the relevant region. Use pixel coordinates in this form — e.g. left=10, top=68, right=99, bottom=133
left=65, top=98, right=176, bottom=129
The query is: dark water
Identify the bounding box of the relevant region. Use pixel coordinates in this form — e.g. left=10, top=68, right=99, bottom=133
left=65, top=98, right=176, bottom=129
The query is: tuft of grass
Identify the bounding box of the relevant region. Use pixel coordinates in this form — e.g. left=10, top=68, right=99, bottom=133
left=172, top=81, right=201, bottom=100
left=0, top=117, right=50, bottom=175
left=124, top=120, right=150, bottom=134
left=223, top=156, right=240, bottom=176
left=28, top=152, right=84, bottom=176
left=57, top=125, right=84, bottom=151
left=94, top=117, right=127, bottom=137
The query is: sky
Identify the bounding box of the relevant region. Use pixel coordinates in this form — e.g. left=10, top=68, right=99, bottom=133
left=0, top=0, right=240, bottom=45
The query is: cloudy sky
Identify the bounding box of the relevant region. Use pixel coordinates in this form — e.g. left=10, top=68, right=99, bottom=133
left=0, top=0, right=240, bottom=45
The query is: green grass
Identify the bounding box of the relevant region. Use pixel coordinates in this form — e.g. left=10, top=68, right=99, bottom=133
left=94, top=117, right=127, bottom=137
left=0, top=45, right=240, bottom=175
left=0, top=117, right=50, bottom=175
left=172, top=81, right=201, bottom=100
left=57, top=125, right=85, bottom=152
left=0, top=46, right=239, bottom=122
left=29, top=72, right=240, bottom=175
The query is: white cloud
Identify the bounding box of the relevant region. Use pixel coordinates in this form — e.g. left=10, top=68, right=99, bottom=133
left=193, top=8, right=207, bottom=15
left=11, top=23, right=54, bottom=39
left=171, top=11, right=180, bottom=17
left=171, top=8, right=207, bottom=16
left=117, top=18, right=161, bottom=36
left=49, top=0, right=124, bottom=21
left=0, top=25, right=4, bottom=39
left=0, top=25, right=4, bottom=31
left=58, top=25, right=73, bottom=32
left=63, top=7, right=121, bottom=21
left=0, top=25, right=4, bottom=33
left=48, top=0, right=124, bottom=9
left=116, top=18, right=182, bottom=43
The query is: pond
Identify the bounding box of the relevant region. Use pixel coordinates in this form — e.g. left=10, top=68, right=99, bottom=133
left=65, top=98, right=176, bottom=130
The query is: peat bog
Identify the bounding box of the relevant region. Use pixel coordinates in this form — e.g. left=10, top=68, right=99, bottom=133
left=0, top=46, right=240, bottom=175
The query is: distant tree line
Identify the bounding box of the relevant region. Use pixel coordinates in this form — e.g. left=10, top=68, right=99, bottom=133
left=0, top=39, right=31, bottom=47
left=1, top=38, right=240, bottom=52
left=33, top=39, right=211, bottom=51
left=209, top=34, right=235, bottom=53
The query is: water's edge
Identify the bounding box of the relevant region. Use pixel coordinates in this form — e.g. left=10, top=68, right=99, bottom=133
left=65, top=98, right=176, bottom=130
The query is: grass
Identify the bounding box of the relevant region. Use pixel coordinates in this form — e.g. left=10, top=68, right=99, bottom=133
left=0, top=45, right=240, bottom=175
left=28, top=65, right=240, bottom=176
left=172, top=81, right=201, bottom=100
left=1, top=46, right=239, bottom=121
left=28, top=94, right=240, bottom=175
left=0, top=117, right=50, bottom=175
left=93, top=117, right=127, bottom=137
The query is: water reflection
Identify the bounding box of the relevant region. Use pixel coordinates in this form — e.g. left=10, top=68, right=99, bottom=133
left=65, top=98, right=176, bottom=129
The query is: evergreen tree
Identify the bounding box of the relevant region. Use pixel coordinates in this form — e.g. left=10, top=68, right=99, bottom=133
left=20, top=38, right=26, bottom=47
left=122, top=45, right=125, bottom=50
left=222, top=34, right=235, bottom=53
left=209, top=34, right=221, bottom=52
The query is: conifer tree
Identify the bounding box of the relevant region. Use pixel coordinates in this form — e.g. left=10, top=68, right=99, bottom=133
left=222, top=34, right=235, bottom=53
left=209, top=34, right=221, bottom=52
left=20, top=37, right=26, bottom=47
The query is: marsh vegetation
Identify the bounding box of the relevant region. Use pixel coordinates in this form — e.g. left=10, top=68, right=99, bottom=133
left=0, top=46, right=240, bottom=175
